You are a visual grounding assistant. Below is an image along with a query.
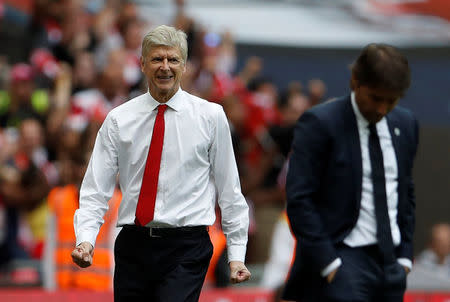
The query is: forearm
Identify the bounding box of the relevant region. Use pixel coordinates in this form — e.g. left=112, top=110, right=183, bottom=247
left=211, top=107, right=249, bottom=263
left=220, top=197, right=249, bottom=263
left=74, top=115, right=119, bottom=247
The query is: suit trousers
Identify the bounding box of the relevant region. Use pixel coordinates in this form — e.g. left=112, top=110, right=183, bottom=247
left=113, top=225, right=213, bottom=302
left=318, top=244, right=407, bottom=302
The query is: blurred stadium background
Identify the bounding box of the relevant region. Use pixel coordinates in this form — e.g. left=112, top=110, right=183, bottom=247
left=0, top=0, right=449, bottom=301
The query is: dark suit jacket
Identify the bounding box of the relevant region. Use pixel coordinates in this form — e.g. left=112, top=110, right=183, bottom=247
left=283, top=95, right=419, bottom=300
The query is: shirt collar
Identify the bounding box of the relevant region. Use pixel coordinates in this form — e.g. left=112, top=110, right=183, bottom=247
left=351, top=92, right=369, bottom=130
left=147, top=88, right=184, bottom=112
left=351, top=92, right=388, bottom=132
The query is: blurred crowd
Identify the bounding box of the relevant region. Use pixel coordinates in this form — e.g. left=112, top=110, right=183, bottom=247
left=0, top=0, right=448, bottom=295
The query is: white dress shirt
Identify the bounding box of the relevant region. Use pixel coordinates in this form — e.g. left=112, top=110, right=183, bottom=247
left=321, top=92, right=411, bottom=277
left=74, top=88, right=249, bottom=262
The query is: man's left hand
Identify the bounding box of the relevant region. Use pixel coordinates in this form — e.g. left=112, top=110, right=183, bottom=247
left=229, top=261, right=251, bottom=284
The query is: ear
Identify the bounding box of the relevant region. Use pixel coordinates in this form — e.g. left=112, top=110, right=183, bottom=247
left=140, top=57, right=145, bottom=72
left=350, top=74, right=358, bottom=90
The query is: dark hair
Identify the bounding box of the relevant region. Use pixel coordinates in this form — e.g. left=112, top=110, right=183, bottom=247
left=247, top=76, right=273, bottom=92
left=277, top=91, right=290, bottom=110
left=351, top=43, right=411, bottom=93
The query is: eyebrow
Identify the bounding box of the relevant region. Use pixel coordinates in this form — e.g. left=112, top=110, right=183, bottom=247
left=149, top=54, right=181, bottom=59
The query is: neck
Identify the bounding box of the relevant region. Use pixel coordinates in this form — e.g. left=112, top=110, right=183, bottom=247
left=150, top=88, right=178, bottom=103
left=437, top=255, right=446, bottom=265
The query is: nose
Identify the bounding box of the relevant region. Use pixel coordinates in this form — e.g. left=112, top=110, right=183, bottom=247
left=377, top=102, right=389, bottom=116
left=161, top=59, right=170, bottom=70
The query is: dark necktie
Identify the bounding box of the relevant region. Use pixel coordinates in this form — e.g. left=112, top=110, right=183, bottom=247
left=135, top=104, right=168, bottom=226
left=368, top=123, right=395, bottom=264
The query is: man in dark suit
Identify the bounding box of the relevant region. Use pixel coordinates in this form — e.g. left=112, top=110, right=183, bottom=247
left=282, top=43, right=418, bottom=302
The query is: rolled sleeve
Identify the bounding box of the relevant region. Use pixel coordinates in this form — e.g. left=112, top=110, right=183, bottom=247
left=209, top=107, right=249, bottom=263
left=74, top=114, right=119, bottom=248
left=321, top=258, right=342, bottom=277
left=397, top=258, right=412, bottom=270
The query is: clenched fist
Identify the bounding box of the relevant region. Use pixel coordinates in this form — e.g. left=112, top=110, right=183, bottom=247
left=229, top=261, right=251, bottom=284
left=71, top=241, right=94, bottom=268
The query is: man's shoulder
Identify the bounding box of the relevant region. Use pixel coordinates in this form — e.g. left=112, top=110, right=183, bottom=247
left=307, top=95, right=350, bottom=121
left=108, top=93, right=147, bottom=118
left=182, top=91, right=223, bottom=114
left=390, top=105, right=416, bottom=122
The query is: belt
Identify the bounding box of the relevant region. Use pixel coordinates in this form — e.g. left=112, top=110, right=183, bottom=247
left=336, top=243, right=385, bottom=264
left=123, top=225, right=208, bottom=238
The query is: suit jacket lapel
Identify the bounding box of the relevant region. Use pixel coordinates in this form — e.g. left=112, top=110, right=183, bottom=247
left=343, top=96, right=362, bottom=205
left=386, top=113, right=403, bottom=178
left=386, top=112, right=405, bottom=211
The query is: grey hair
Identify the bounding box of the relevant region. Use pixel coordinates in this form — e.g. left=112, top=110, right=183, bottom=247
left=141, top=25, right=188, bottom=63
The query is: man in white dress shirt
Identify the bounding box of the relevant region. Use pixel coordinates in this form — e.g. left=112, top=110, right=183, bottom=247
left=71, top=25, right=251, bottom=301
left=282, top=44, right=419, bottom=301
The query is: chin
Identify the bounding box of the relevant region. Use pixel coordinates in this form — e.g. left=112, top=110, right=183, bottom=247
left=365, top=114, right=382, bottom=124
left=156, top=86, right=173, bottom=93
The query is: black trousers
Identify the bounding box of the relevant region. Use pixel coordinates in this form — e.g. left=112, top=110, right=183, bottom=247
left=318, top=244, right=407, bottom=302
left=113, top=225, right=213, bottom=302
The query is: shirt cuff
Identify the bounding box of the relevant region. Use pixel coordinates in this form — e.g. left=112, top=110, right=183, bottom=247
left=321, top=258, right=342, bottom=277
left=76, top=233, right=97, bottom=249
left=227, top=244, right=247, bottom=263
left=397, top=258, right=412, bottom=270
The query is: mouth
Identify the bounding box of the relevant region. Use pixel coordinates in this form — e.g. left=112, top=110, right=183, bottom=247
left=156, top=75, right=174, bottom=81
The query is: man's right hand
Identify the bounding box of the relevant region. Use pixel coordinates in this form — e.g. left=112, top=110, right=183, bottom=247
left=326, top=267, right=339, bottom=283
left=71, top=242, right=94, bottom=268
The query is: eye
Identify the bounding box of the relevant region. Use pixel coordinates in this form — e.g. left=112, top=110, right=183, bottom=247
left=151, top=57, right=163, bottom=62
left=370, top=95, right=383, bottom=102
left=388, top=98, right=399, bottom=105
left=169, top=58, right=180, bottom=64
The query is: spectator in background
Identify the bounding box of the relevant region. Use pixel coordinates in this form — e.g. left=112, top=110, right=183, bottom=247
left=119, top=18, right=145, bottom=91
left=247, top=77, right=281, bottom=128
left=269, top=89, right=311, bottom=158
left=235, top=56, right=263, bottom=90
left=415, top=223, right=450, bottom=276
left=0, top=119, right=50, bottom=213
left=222, top=95, right=246, bottom=160
left=192, top=41, right=234, bottom=104
left=25, top=0, right=67, bottom=56
left=0, top=119, right=51, bottom=279
left=407, top=223, right=450, bottom=290
left=71, top=51, right=97, bottom=94
left=259, top=89, right=311, bottom=295
left=215, top=31, right=237, bottom=76
left=0, top=63, right=49, bottom=128
left=173, top=0, right=202, bottom=62
left=67, top=64, right=126, bottom=133
left=43, top=152, right=120, bottom=290
left=51, top=2, right=96, bottom=67
left=16, top=118, right=58, bottom=186
left=307, top=78, right=326, bottom=106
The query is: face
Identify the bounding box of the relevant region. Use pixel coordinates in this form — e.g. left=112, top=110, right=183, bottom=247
left=11, top=80, right=34, bottom=104
left=283, top=94, right=310, bottom=126
left=353, top=78, right=402, bottom=124
left=19, top=120, right=43, bottom=155
left=141, top=45, right=186, bottom=102
left=432, top=225, right=450, bottom=260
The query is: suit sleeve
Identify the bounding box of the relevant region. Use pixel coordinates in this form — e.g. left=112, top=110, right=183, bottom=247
left=397, top=115, right=419, bottom=260
left=286, top=111, right=337, bottom=273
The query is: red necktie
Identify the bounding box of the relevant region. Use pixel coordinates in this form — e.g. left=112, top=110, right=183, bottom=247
left=135, top=104, right=168, bottom=226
